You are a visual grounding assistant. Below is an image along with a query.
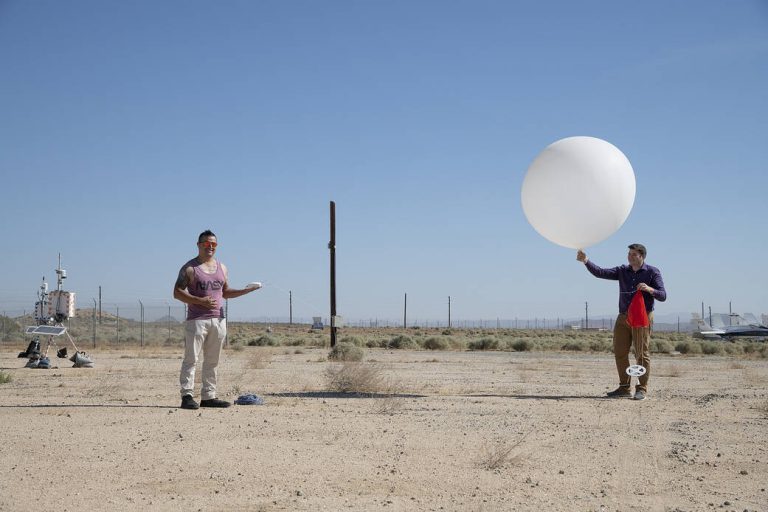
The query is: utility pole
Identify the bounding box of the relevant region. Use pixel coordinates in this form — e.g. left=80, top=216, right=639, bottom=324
left=448, top=296, right=451, bottom=329
left=585, top=301, right=589, bottom=330
left=289, top=291, right=293, bottom=325
left=98, top=286, right=102, bottom=324
left=403, top=293, right=407, bottom=329
left=329, top=201, right=337, bottom=347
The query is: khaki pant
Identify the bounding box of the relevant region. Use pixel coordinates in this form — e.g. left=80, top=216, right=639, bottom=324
left=613, top=312, right=653, bottom=393
left=179, top=318, right=227, bottom=400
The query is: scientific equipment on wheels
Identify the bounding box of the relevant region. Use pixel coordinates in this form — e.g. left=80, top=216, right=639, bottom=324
left=18, top=255, right=94, bottom=368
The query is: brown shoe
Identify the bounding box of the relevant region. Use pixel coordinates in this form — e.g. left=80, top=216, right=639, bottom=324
left=606, top=387, right=632, bottom=398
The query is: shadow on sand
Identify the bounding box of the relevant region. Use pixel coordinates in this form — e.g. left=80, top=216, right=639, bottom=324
left=267, top=391, right=426, bottom=399
left=457, top=393, right=608, bottom=401
left=0, top=403, right=174, bottom=409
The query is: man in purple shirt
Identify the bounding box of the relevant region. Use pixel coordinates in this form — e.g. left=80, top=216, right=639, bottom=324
left=173, top=230, right=262, bottom=410
left=577, top=243, right=666, bottom=401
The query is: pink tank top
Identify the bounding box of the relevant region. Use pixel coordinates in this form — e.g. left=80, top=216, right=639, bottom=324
left=186, top=259, right=226, bottom=320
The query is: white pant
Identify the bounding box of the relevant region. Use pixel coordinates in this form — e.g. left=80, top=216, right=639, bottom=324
left=179, top=318, right=227, bottom=400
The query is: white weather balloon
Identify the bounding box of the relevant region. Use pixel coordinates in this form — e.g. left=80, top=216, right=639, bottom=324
left=521, top=136, right=636, bottom=249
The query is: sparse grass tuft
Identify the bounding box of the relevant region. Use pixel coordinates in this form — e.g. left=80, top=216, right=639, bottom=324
left=478, top=430, right=532, bottom=470
left=0, top=371, right=12, bottom=384
left=479, top=441, right=517, bottom=470
left=325, top=362, right=386, bottom=393
left=371, top=395, right=405, bottom=415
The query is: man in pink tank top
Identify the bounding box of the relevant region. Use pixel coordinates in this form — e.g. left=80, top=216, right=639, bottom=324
left=173, top=230, right=262, bottom=409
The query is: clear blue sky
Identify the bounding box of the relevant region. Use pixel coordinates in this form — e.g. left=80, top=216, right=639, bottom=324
left=1, top=1, right=767, bottom=325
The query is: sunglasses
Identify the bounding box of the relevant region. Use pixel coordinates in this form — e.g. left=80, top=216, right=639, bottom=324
left=199, top=241, right=218, bottom=249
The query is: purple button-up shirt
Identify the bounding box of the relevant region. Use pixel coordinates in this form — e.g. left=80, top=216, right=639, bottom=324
left=585, top=260, right=667, bottom=313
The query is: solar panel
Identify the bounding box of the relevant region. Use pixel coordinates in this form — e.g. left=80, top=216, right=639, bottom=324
left=25, top=325, right=67, bottom=336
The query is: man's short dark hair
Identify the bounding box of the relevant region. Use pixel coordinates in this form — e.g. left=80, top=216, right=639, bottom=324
left=628, top=243, right=646, bottom=258
left=198, top=230, right=217, bottom=243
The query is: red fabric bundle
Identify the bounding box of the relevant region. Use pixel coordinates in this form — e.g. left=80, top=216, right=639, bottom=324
left=626, top=290, right=649, bottom=328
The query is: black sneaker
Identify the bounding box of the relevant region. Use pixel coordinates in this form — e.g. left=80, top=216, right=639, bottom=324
left=606, top=387, right=632, bottom=398
left=181, top=395, right=200, bottom=410
left=200, top=398, right=231, bottom=408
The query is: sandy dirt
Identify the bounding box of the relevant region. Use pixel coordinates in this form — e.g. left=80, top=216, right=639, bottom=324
left=0, top=346, right=766, bottom=512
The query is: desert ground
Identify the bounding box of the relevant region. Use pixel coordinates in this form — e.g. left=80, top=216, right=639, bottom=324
left=0, top=332, right=766, bottom=512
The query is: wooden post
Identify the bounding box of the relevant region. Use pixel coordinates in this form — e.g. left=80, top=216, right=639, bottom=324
left=329, top=201, right=337, bottom=347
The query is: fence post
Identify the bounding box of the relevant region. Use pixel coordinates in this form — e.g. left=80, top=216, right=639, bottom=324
left=138, top=300, right=144, bottom=348
left=92, top=298, right=96, bottom=349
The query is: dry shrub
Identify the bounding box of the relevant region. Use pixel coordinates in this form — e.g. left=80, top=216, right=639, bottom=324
left=675, top=341, right=703, bottom=354
left=338, top=335, right=366, bottom=347
left=248, top=350, right=274, bottom=369
left=0, top=371, right=12, bottom=384
left=507, top=338, right=536, bottom=352
left=325, top=362, right=386, bottom=393
left=423, top=337, right=448, bottom=350
left=248, top=335, right=278, bottom=347
left=650, top=339, right=674, bottom=354
left=468, top=337, right=499, bottom=350
left=588, top=338, right=611, bottom=352
left=388, top=335, right=418, bottom=350
left=561, top=340, right=585, bottom=351
left=328, top=342, right=364, bottom=362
